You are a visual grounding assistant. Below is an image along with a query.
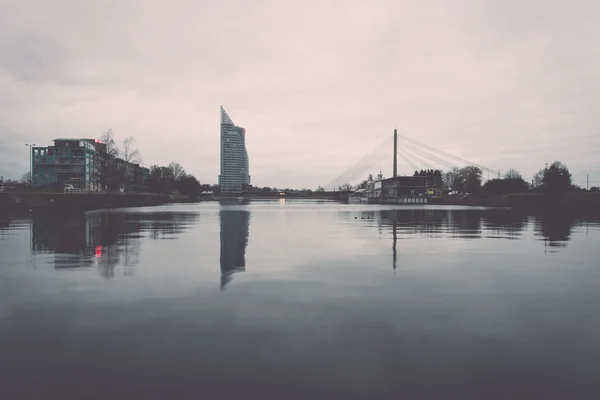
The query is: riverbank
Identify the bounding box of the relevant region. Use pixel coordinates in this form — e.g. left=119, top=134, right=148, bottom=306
left=198, top=191, right=349, bottom=201
left=0, top=191, right=171, bottom=212
left=431, top=192, right=600, bottom=214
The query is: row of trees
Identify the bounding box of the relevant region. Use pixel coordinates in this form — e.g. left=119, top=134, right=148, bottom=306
left=101, top=130, right=156, bottom=192
left=483, top=162, right=581, bottom=194
left=332, top=161, right=590, bottom=195
left=532, top=162, right=573, bottom=193
left=444, top=166, right=483, bottom=194
left=147, top=162, right=201, bottom=197
left=258, top=187, right=313, bottom=194
left=434, top=162, right=579, bottom=194
left=101, top=129, right=203, bottom=197
left=101, top=129, right=142, bottom=165
left=414, top=169, right=443, bottom=188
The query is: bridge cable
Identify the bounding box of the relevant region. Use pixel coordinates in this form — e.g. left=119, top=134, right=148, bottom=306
left=397, top=133, right=500, bottom=176
left=397, top=151, right=419, bottom=171
left=401, top=142, right=458, bottom=170
left=325, top=136, right=390, bottom=189
left=400, top=148, right=434, bottom=171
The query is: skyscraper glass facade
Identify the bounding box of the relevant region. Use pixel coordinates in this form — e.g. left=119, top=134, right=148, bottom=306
left=219, top=106, right=250, bottom=194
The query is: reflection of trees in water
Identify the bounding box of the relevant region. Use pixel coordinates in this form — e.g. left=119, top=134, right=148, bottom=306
left=534, top=213, right=600, bottom=249
left=377, top=210, right=447, bottom=237
left=371, top=208, right=596, bottom=252
left=125, top=212, right=200, bottom=240
left=481, top=210, right=528, bottom=239
left=219, top=210, right=250, bottom=290
left=372, top=209, right=485, bottom=271
left=450, top=210, right=482, bottom=238
left=535, top=212, right=576, bottom=248
left=375, top=209, right=483, bottom=238
left=0, top=216, right=14, bottom=239
left=30, top=210, right=199, bottom=278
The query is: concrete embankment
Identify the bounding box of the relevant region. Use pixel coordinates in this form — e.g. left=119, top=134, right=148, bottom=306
left=0, top=191, right=170, bottom=212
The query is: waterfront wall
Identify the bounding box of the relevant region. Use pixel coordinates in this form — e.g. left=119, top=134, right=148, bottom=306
left=432, top=192, right=600, bottom=213
left=0, top=192, right=170, bottom=211
left=379, top=197, right=428, bottom=204
left=201, top=191, right=349, bottom=201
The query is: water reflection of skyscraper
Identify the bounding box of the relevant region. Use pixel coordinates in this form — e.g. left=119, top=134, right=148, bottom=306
left=219, top=209, right=250, bottom=290
left=30, top=210, right=199, bottom=278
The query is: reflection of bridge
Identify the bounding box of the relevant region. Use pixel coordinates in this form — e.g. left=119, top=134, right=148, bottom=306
left=351, top=209, right=582, bottom=270
left=325, top=132, right=503, bottom=190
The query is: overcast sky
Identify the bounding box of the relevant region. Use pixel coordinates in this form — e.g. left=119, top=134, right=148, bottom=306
left=1, top=0, right=599, bottom=188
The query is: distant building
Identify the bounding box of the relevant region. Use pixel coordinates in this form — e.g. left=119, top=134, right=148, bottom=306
left=219, top=106, right=250, bottom=195
left=31, top=138, right=149, bottom=191
left=381, top=176, right=428, bottom=198
left=365, top=171, right=385, bottom=201
left=356, top=173, right=428, bottom=204
left=31, top=138, right=105, bottom=190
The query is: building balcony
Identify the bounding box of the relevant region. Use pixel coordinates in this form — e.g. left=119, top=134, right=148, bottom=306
left=55, top=168, right=85, bottom=174
left=56, top=161, right=84, bottom=165
left=34, top=159, right=57, bottom=165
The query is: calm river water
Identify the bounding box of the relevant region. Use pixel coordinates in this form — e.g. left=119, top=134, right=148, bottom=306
left=1, top=201, right=600, bottom=399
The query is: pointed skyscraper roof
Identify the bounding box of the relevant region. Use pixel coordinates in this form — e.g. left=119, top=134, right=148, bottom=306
left=220, top=105, right=235, bottom=126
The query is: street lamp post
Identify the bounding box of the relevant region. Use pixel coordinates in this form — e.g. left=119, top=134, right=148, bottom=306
left=587, top=174, right=590, bottom=191
left=25, top=143, right=36, bottom=185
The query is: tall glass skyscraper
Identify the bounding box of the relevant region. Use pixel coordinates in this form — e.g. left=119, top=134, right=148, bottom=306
left=219, top=106, right=250, bottom=194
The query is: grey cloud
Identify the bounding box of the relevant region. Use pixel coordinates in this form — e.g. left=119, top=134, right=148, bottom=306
left=0, top=34, right=67, bottom=83
left=1, top=0, right=599, bottom=187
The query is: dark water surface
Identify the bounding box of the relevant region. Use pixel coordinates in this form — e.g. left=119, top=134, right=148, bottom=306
left=1, top=201, right=600, bottom=399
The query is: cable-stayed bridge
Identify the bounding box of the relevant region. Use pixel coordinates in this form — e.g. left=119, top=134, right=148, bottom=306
left=325, top=132, right=502, bottom=190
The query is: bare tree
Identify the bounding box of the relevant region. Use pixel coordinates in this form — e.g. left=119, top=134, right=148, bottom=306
left=533, top=170, right=544, bottom=188
left=504, top=168, right=522, bottom=180
left=338, top=183, right=354, bottom=192
left=21, top=171, right=31, bottom=184
left=168, top=162, right=186, bottom=180
left=122, top=136, right=142, bottom=165
left=100, top=129, right=120, bottom=158
left=443, top=167, right=461, bottom=192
